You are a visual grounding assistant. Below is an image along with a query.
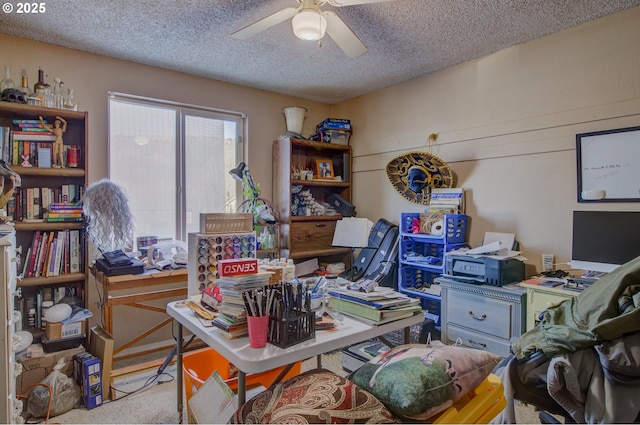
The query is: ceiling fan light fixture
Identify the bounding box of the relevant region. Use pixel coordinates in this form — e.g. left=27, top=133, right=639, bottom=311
left=292, top=9, right=327, bottom=41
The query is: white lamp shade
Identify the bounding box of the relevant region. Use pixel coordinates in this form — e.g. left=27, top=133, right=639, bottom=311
left=292, top=10, right=327, bottom=41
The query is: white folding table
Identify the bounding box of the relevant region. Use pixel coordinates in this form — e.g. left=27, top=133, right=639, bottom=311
left=166, top=300, right=424, bottom=422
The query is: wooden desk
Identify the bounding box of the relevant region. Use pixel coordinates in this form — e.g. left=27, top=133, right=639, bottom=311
left=94, top=268, right=188, bottom=366
left=167, top=301, right=424, bottom=421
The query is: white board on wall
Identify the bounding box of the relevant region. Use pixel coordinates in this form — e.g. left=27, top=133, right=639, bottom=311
left=576, top=126, right=640, bottom=202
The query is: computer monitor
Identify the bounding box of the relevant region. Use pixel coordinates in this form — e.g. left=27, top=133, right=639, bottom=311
left=571, top=210, right=640, bottom=273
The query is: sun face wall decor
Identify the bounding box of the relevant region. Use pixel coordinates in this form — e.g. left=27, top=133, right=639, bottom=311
left=386, top=151, right=454, bottom=205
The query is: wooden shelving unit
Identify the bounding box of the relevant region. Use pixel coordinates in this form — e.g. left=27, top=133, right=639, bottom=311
left=0, top=102, right=88, bottom=337
left=272, top=137, right=352, bottom=268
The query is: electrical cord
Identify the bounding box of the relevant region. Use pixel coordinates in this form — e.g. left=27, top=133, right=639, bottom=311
left=109, top=371, right=174, bottom=401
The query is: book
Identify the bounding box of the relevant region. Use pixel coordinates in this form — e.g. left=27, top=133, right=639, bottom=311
left=32, top=187, right=41, bottom=219
left=11, top=131, right=56, bottom=141
left=48, top=212, right=83, bottom=218
left=328, top=297, right=422, bottom=323
left=43, top=232, right=55, bottom=277
left=25, top=188, right=34, bottom=220
left=47, top=236, right=58, bottom=277
left=63, top=229, right=70, bottom=274
left=26, top=230, right=42, bottom=277
left=46, top=217, right=84, bottom=222
left=69, top=230, right=80, bottom=273
left=35, top=232, right=51, bottom=277
left=327, top=289, right=417, bottom=309
left=38, top=147, right=51, bottom=168
left=53, top=230, right=65, bottom=276
left=20, top=247, right=31, bottom=278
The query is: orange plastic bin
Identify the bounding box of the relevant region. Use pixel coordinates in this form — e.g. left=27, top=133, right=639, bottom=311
left=182, top=347, right=302, bottom=401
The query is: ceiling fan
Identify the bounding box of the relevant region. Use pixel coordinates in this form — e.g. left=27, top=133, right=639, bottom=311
left=231, top=0, right=395, bottom=58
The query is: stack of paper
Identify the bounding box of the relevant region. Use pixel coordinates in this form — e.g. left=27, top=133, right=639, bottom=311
left=327, top=287, right=422, bottom=326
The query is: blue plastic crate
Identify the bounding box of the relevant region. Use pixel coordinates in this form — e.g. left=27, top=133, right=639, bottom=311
left=399, top=266, right=441, bottom=291
left=400, top=213, right=467, bottom=243
left=400, top=238, right=468, bottom=268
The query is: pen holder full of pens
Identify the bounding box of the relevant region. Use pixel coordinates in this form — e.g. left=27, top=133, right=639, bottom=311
left=268, top=309, right=315, bottom=348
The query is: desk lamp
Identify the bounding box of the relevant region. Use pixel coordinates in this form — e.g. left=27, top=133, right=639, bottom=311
left=332, top=217, right=371, bottom=281
left=229, top=161, right=276, bottom=225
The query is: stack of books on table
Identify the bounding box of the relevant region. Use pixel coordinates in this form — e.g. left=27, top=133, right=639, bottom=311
left=213, top=272, right=272, bottom=339
left=327, top=286, right=423, bottom=326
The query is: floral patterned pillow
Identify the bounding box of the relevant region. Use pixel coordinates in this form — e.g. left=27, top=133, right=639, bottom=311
left=349, top=343, right=501, bottom=421
left=229, top=368, right=400, bottom=424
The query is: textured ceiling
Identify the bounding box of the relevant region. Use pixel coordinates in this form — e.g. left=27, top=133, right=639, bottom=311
left=1, top=0, right=639, bottom=104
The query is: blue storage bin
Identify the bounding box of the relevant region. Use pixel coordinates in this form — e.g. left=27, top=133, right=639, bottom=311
left=398, top=265, right=443, bottom=325
left=400, top=238, right=467, bottom=268
left=399, top=266, right=441, bottom=291
left=400, top=213, right=467, bottom=243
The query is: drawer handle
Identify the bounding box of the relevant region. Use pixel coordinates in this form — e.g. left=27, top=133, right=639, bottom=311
left=468, top=338, right=487, bottom=348
left=315, top=223, right=326, bottom=228
left=468, top=310, right=487, bottom=321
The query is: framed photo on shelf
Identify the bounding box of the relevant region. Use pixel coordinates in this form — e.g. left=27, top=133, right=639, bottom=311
left=315, top=159, right=334, bottom=180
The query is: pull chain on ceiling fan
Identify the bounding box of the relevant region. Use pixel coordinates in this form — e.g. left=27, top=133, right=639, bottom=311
left=231, top=0, right=395, bottom=58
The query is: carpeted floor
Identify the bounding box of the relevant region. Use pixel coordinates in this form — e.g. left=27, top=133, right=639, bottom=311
left=36, top=348, right=545, bottom=424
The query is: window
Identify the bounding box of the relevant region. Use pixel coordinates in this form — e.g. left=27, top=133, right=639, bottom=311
left=108, top=93, right=245, bottom=248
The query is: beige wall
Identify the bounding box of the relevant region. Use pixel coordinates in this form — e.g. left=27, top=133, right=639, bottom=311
left=2, top=5, right=640, bottom=349
left=335, top=6, right=640, bottom=274
left=0, top=34, right=332, bottom=352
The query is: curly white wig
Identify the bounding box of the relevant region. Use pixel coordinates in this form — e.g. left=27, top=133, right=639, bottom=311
left=83, top=178, right=135, bottom=253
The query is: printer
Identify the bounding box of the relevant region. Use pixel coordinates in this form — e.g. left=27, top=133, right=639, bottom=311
left=444, top=254, right=524, bottom=286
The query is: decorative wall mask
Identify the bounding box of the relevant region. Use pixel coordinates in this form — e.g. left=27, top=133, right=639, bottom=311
left=386, top=151, right=454, bottom=204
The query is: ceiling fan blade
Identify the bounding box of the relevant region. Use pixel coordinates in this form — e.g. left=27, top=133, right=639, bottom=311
left=327, top=0, right=396, bottom=6
left=322, top=11, right=367, bottom=58
left=232, top=7, right=298, bottom=40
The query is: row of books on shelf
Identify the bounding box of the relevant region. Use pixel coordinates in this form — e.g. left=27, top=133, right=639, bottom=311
left=22, top=229, right=83, bottom=279
left=7, top=185, right=84, bottom=222
left=18, top=284, right=84, bottom=330
left=1, top=122, right=83, bottom=167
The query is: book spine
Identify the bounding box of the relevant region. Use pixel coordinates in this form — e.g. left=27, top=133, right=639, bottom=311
left=11, top=131, right=56, bottom=141
left=63, top=229, right=70, bottom=274
left=61, top=185, right=70, bottom=203
left=54, top=230, right=65, bottom=276
left=25, top=188, right=34, bottom=220
left=27, top=230, right=41, bottom=277
left=21, top=247, right=31, bottom=277
left=32, top=187, right=41, bottom=219
left=46, top=217, right=84, bottom=222
left=48, top=212, right=83, bottom=218
left=70, top=230, right=80, bottom=273
left=11, top=138, right=18, bottom=165
left=47, top=237, right=58, bottom=277
left=35, top=232, right=50, bottom=277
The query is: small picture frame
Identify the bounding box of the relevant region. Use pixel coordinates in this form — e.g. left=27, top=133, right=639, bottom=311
left=315, top=159, right=334, bottom=180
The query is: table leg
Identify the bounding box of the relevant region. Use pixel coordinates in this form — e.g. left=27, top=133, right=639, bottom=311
left=177, top=322, right=183, bottom=424
left=238, top=371, right=247, bottom=406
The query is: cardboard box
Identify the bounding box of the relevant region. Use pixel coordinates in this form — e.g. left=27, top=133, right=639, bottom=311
left=16, top=346, right=85, bottom=394
left=88, top=325, right=114, bottom=400
left=74, top=353, right=103, bottom=409
left=45, top=320, right=86, bottom=340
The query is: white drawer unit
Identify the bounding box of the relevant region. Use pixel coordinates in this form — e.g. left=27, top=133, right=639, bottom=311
left=438, top=277, right=526, bottom=357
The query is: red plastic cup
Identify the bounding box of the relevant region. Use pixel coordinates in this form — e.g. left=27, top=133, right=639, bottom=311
left=247, top=315, right=269, bottom=348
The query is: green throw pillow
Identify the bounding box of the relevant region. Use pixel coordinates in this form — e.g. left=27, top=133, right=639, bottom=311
left=349, top=342, right=501, bottom=421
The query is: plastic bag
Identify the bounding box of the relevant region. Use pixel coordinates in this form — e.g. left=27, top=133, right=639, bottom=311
left=27, top=359, right=81, bottom=418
